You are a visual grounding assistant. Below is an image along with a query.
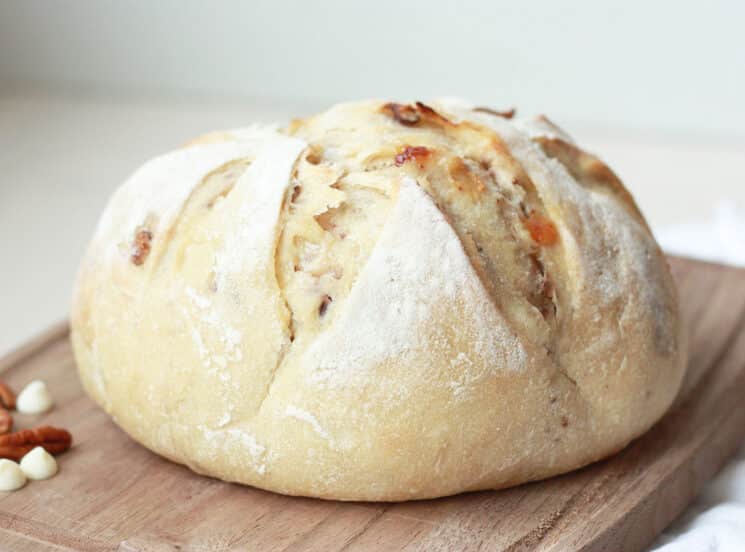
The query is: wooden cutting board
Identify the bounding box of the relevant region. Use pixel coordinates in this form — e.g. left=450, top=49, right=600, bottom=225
left=0, top=256, right=744, bottom=552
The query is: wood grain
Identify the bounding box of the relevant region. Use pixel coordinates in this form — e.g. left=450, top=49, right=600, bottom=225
left=0, top=256, right=743, bottom=552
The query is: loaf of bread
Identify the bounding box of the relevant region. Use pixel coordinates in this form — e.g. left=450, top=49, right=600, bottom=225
left=71, top=99, right=686, bottom=501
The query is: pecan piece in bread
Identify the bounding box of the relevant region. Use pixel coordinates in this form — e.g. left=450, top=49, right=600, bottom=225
left=382, top=102, right=453, bottom=128
left=131, top=227, right=153, bottom=266
left=473, top=106, right=516, bottom=119
left=394, top=146, right=431, bottom=168
left=383, top=103, right=420, bottom=126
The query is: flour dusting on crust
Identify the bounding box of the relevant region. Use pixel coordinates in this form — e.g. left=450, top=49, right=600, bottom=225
left=285, top=405, right=332, bottom=442
left=199, top=425, right=267, bottom=475
left=214, top=135, right=307, bottom=280
left=305, top=177, right=527, bottom=389
left=92, top=127, right=282, bottom=266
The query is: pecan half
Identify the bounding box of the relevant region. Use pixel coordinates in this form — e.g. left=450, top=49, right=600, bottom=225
left=0, top=382, right=16, bottom=410
left=0, top=409, right=12, bottom=435
left=0, top=426, right=72, bottom=461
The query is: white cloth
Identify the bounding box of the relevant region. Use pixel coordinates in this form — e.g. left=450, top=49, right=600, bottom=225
left=656, top=202, right=745, bottom=269
left=651, top=202, right=745, bottom=550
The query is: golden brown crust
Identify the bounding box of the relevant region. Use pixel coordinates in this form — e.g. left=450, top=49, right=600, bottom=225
left=534, top=136, right=650, bottom=231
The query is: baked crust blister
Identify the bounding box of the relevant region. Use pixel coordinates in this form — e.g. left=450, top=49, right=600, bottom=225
left=71, top=100, right=686, bottom=501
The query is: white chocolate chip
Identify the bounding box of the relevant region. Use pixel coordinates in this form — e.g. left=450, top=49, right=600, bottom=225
left=16, top=380, right=54, bottom=414
left=20, top=446, right=59, bottom=480
left=0, top=459, right=27, bottom=491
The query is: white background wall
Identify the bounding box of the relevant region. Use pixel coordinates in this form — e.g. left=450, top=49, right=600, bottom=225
left=0, top=1, right=744, bottom=354
left=1, top=0, right=744, bottom=137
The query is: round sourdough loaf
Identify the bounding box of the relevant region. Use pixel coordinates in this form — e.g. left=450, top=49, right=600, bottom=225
left=71, top=99, right=687, bottom=501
